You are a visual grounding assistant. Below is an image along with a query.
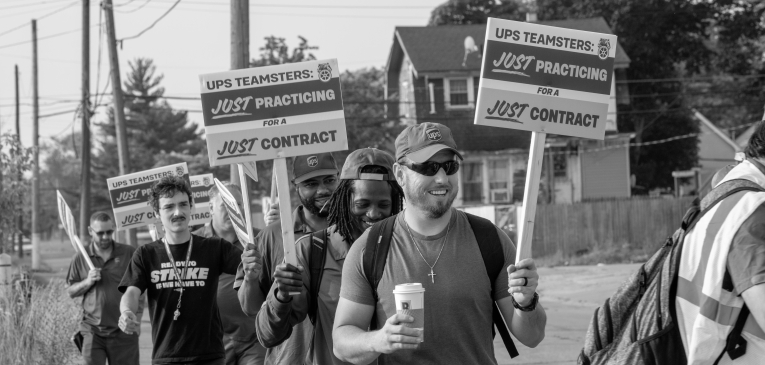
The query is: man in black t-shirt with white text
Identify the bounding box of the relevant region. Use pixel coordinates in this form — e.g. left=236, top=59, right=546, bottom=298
left=118, top=176, right=258, bottom=365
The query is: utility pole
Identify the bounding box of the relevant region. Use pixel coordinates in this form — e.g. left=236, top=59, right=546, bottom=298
left=103, top=0, right=135, bottom=246
left=230, top=0, right=249, bottom=184
left=15, top=65, right=22, bottom=258
left=80, top=0, right=91, bottom=246
left=31, top=20, right=41, bottom=270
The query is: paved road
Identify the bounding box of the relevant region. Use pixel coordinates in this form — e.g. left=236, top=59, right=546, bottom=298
left=29, top=239, right=640, bottom=365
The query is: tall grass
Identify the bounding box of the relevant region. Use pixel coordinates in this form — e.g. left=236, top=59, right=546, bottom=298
left=0, top=278, right=81, bottom=365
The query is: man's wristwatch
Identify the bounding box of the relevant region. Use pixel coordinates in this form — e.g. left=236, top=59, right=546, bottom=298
left=511, top=292, right=539, bottom=312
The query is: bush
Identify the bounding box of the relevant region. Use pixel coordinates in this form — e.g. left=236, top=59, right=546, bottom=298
left=0, top=279, right=81, bottom=364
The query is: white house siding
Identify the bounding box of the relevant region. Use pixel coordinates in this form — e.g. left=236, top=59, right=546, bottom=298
left=581, top=140, right=631, bottom=200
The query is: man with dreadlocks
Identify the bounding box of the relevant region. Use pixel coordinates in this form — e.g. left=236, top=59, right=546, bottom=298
left=254, top=148, right=403, bottom=365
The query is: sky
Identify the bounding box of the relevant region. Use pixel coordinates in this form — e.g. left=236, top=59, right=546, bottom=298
left=0, top=0, right=446, bottom=148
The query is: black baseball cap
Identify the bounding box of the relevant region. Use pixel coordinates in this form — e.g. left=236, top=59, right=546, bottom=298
left=292, top=153, right=338, bottom=184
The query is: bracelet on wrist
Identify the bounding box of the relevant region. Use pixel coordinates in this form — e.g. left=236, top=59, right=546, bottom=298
left=511, top=292, right=539, bottom=312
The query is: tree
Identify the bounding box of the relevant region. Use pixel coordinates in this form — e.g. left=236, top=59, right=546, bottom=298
left=250, top=36, right=318, bottom=67
left=428, top=0, right=526, bottom=25
left=341, top=67, right=406, bottom=157
left=92, top=58, right=202, bottom=210
left=0, top=135, right=34, bottom=253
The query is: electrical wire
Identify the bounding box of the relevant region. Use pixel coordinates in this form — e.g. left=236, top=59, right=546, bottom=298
left=0, top=0, right=79, bottom=39
left=0, top=23, right=102, bottom=51
left=118, top=0, right=180, bottom=42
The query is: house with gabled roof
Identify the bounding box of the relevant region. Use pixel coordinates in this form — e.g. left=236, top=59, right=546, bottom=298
left=385, top=17, right=634, bottom=205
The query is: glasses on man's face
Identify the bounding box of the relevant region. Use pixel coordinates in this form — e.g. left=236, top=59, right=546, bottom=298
left=400, top=160, right=460, bottom=176
left=93, top=230, right=114, bottom=237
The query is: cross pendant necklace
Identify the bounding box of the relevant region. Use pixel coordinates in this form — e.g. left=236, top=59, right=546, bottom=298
left=405, top=219, right=451, bottom=284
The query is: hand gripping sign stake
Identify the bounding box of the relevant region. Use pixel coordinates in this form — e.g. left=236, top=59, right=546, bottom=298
left=57, top=191, right=95, bottom=270
left=273, top=157, right=300, bottom=296
left=213, top=178, right=250, bottom=250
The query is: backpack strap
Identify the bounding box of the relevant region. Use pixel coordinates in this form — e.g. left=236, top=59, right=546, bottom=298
left=465, top=213, right=519, bottom=359
left=308, top=229, right=328, bottom=326
left=363, top=214, right=398, bottom=331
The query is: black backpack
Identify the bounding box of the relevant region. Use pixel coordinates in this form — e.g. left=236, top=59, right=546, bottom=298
left=362, top=212, right=520, bottom=360
left=578, top=179, right=762, bottom=365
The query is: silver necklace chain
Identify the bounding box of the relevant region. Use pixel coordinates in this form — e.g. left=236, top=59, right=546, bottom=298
left=404, top=218, right=451, bottom=283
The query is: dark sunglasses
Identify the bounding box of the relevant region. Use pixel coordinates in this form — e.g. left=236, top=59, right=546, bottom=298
left=401, top=160, right=460, bottom=176
left=93, top=230, right=114, bottom=237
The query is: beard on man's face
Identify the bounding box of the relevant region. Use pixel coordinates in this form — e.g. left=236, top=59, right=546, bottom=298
left=404, top=180, right=456, bottom=219
left=299, top=191, right=331, bottom=218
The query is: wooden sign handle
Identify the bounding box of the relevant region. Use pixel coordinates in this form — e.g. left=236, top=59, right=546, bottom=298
left=516, top=131, right=547, bottom=263
left=73, top=236, right=96, bottom=271
left=273, top=157, right=299, bottom=295
left=270, top=163, right=277, bottom=209
left=238, top=164, right=255, bottom=246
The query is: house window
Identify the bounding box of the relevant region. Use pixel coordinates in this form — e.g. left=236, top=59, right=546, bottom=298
left=553, top=153, right=567, bottom=177
left=449, top=79, right=468, bottom=106
left=462, top=161, right=483, bottom=203
left=489, top=160, right=509, bottom=190
left=444, top=77, right=475, bottom=109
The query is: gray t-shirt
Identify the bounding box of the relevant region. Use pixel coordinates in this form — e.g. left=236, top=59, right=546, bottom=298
left=340, top=209, right=515, bottom=365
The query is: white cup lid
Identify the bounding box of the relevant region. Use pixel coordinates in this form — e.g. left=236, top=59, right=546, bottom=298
left=393, top=283, right=425, bottom=293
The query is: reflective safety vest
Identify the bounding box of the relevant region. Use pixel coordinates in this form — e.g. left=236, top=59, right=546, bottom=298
left=677, top=160, right=765, bottom=364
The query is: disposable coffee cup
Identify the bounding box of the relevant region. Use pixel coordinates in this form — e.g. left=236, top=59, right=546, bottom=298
left=393, top=283, right=425, bottom=340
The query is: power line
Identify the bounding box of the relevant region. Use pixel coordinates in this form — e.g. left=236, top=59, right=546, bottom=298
left=114, top=0, right=152, bottom=13
left=0, top=23, right=102, bottom=50
left=0, top=0, right=78, bottom=39
left=117, top=0, right=180, bottom=42
left=151, top=0, right=435, bottom=9
left=0, top=0, right=71, bottom=11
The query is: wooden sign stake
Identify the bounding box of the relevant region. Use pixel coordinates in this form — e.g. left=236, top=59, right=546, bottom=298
left=273, top=157, right=299, bottom=295
left=237, top=163, right=255, bottom=244
left=57, top=191, right=95, bottom=270
left=516, top=131, right=547, bottom=262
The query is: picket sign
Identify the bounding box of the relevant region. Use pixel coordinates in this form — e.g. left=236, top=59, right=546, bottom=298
left=189, top=174, right=215, bottom=226
left=106, top=163, right=191, bottom=231
left=474, top=18, right=617, bottom=261
left=56, top=191, right=95, bottom=270
left=199, top=59, right=348, bottom=274
left=213, top=178, right=249, bottom=249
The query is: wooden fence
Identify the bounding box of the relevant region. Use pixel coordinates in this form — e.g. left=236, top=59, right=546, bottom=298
left=530, top=196, right=696, bottom=258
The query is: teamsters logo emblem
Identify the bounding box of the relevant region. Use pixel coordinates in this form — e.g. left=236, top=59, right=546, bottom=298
left=307, top=156, right=319, bottom=167
left=176, top=166, right=185, bottom=176
left=203, top=177, right=211, bottom=186
left=426, top=128, right=442, bottom=141
left=318, top=63, right=332, bottom=82
left=597, top=39, right=610, bottom=60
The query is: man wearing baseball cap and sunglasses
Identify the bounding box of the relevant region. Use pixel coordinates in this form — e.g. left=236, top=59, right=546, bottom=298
left=333, top=123, right=547, bottom=364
